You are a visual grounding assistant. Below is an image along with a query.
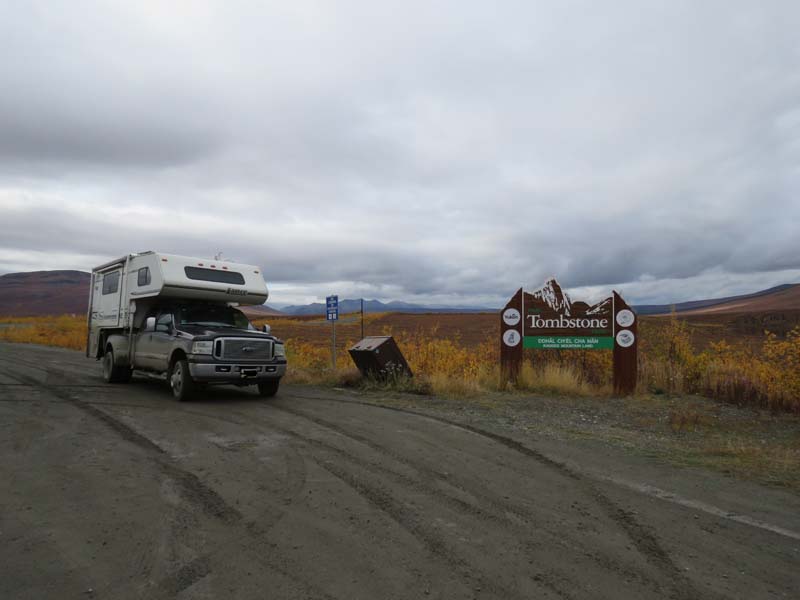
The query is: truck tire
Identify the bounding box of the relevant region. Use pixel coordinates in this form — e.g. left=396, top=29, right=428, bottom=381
left=169, top=358, right=194, bottom=402
left=102, top=348, right=132, bottom=383
left=258, top=379, right=280, bottom=398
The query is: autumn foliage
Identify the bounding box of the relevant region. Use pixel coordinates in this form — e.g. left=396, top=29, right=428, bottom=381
left=2, top=312, right=799, bottom=410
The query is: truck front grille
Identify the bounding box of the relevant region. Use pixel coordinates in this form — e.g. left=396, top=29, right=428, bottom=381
left=216, top=338, right=273, bottom=361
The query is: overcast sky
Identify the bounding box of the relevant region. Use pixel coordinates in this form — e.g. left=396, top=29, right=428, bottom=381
left=1, top=1, right=799, bottom=307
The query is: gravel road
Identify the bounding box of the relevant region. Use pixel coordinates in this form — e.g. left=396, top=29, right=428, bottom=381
left=1, top=343, right=798, bottom=599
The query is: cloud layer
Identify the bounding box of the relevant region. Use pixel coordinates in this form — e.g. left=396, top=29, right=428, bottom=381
left=1, top=1, right=799, bottom=306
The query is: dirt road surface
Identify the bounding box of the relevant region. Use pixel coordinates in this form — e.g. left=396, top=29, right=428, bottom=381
left=1, top=343, right=798, bottom=599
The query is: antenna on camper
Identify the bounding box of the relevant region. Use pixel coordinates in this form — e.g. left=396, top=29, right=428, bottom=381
left=214, top=251, right=224, bottom=261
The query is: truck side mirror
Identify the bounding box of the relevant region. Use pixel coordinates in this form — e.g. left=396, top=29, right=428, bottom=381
left=261, top=324, right=271, bottom=334
left=144, top=317, right=156, bottom=332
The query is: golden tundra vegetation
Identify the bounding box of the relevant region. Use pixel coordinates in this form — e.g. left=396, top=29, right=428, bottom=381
left=1, top=311, right=799, bottom=412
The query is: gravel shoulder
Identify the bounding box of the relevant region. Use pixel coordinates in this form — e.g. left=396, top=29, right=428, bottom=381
left=348, top=384, right=800, bottom=491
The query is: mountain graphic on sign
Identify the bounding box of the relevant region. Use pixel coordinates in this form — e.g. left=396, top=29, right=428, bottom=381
left=530, top=278, right=573, bottom=316
left=586, top=297, right=612, bottom=316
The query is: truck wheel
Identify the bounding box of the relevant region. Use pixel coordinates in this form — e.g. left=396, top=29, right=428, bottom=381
left=102, top=348, right=132, bottom=383
left=169, top=358, right=194, bottom=402
left=258, top=379, right=280, bottom=398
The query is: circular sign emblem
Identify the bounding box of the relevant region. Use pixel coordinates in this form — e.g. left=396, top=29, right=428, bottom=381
left=616, top=330, right=635, bottom=348
left=503, top=329, right=521, bottom=347
left=616, top=309, right=635, bottom=328
left=503, top=308, right=521, bottom=327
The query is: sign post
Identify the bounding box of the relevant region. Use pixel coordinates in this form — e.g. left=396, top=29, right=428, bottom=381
left=326, top=295, right=339, bottom=369
left=500, top=278, right=638, bottom=395
left=361, top=298, right=365, bottom=339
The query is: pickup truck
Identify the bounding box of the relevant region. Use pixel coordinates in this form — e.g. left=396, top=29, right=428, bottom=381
left=102, top=302, right=286, bottom=401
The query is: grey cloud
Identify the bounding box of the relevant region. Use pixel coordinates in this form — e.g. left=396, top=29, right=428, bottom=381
left=1, top=1, right=800, bottom=306
left=0, top=2, right=224, bottom=168
left=0, top=114, right=221, bottom=168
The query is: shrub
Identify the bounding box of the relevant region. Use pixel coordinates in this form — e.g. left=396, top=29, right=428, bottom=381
left=2, top=314, right=799, bottom=411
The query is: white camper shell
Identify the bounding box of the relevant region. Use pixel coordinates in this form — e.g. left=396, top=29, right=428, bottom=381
left=87, top=252, right=269, bottom=357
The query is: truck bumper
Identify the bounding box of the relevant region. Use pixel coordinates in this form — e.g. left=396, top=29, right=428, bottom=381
left=188, top=361, right=287, bottom=382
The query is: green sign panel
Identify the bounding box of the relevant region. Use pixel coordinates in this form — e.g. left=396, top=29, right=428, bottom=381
left=524, top=336, right=614, bottom=350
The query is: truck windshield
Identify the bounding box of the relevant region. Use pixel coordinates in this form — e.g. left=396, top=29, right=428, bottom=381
left=176, top=305, right=253, bottom=329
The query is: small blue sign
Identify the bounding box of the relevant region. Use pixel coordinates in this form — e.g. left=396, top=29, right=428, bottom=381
left=326, top=295, right=339, bottom=320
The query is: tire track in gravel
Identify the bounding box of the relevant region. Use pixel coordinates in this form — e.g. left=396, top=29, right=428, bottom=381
left=1, top=352, right=698, bottom=599
left=22, top=382, right=677, bottom=600
left=269, top=403, right=540, bottom=523
left=217, top=406, right=573, bottom=597
left=229, top=405, right=521, bottom=529
left=0, top=362, right=317, bottom=598
left=178, top=405, right=629, bottom=599
left=286, top=393, right=704, bottom=600
left=0, top=365, right=226, bottom=596
left=0, top=356, right=311, bottom=525
left=310, top=455, right=533, bottom=600
left=2, top=366, right=243, bottom=525
left=216, top=403, right=666, bottom=599
left=262, top=402, right=681, bottom=597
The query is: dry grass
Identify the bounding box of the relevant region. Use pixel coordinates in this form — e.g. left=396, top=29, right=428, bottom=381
left=668, top=407, right=715, bottom=432
left=517, top=362, right=606, bottom=397
left=690, top=438, right=800, bottom=488
left=2, top=312, right=800, bottom=411
left=0, top=315, right=85, bottom=351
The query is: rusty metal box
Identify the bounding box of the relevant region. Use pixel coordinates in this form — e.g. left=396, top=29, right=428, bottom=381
left=348, top=336, right=412, bottom=379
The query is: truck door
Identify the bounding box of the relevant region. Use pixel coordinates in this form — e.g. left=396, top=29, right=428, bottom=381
left=150, top=311, right=175, bottom=372
left=133, top=309, right=162, bottom=370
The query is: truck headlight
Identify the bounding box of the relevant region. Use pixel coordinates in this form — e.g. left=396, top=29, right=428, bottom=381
left=273, top=343, right=286, bottom=358
left=191, top=341, right=214, bottom=355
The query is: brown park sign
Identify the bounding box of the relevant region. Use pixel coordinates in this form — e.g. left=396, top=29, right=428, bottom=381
left=500, top=278, right=638, bottom=395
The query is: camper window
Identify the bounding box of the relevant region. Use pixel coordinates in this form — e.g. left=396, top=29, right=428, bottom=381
left=184, top=266, right=245, bottom=285
left=137, top=267, right=151, bottom=287
left=102, top=271, right=120, bottom=295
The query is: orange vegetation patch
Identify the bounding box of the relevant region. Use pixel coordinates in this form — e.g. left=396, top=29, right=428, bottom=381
left=255, top=312, right=498, bottom=352
left=0, top=315, right=86, bottom=351
left=3, top=311, right=800, bottom=411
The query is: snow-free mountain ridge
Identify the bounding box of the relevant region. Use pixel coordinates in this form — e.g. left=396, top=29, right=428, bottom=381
left=279, top=298, right=493, bottom=316
left=1, top=270, right=798, bottom=318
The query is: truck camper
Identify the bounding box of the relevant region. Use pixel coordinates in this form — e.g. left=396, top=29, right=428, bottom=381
left=86, top=252, right=286, bottom=400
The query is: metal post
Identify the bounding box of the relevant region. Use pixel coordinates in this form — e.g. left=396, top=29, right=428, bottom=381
left=332, top=318, right=337, bottom=370
left=327, top=294, right=339, bottom=370
left=361, top=298, right=365, bottom=339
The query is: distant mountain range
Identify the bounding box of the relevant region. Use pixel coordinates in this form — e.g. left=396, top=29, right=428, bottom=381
left=0, top=270, right=289, bottom=317
left=0, top=270, right=90, bottom=316
left=0, top=270, right=493, bottom=317
left=1, top=269, right=798, bottom=317
left=278, top=298, right=494, bottom=316
left=524, top=278, right=800, bottom=316
left=633, top=284, right=800, bottom=315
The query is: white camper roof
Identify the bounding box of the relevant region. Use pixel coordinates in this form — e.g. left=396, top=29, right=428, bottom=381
left=92, top=251, right=269, bottom=305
